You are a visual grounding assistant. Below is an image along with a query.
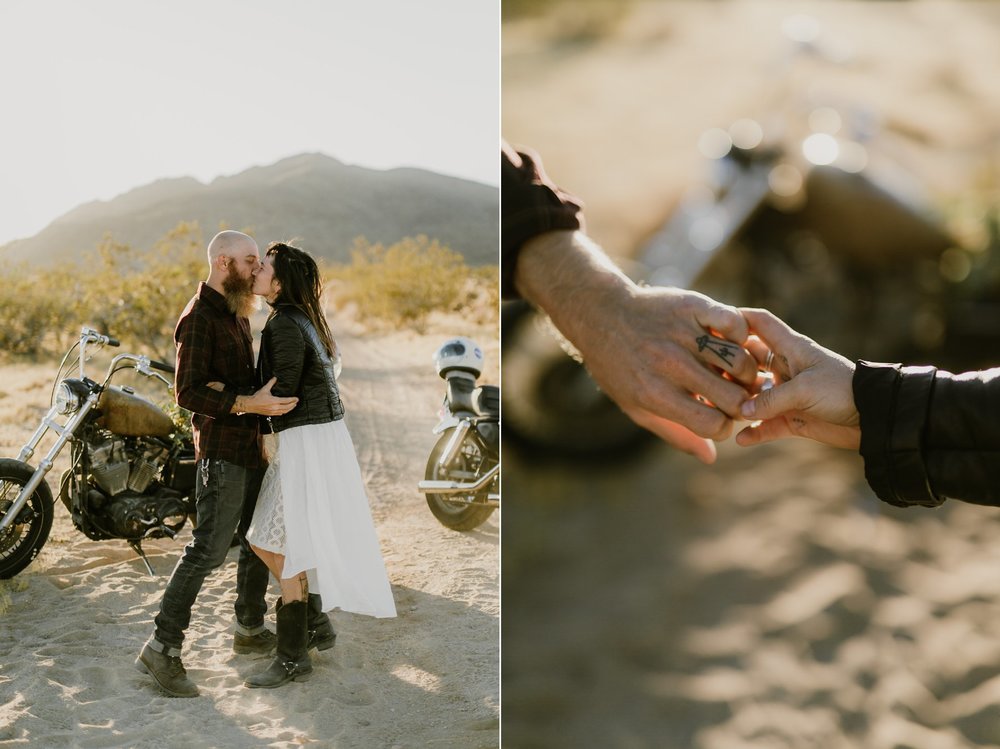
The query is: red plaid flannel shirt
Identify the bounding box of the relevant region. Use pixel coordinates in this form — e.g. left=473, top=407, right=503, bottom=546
left=173, top=283, right=264, bottom=468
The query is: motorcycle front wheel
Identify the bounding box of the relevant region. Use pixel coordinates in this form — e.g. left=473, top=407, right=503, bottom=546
left=0, top=459, right=55, bottom=579
left=425, top=429, right=497, bottom=532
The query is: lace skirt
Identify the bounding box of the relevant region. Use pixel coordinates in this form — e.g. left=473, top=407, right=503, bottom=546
left=247, top=420, right=397, bottom=618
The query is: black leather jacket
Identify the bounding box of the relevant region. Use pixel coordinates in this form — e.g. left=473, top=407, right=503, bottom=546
left=854, top=360, right=1000, bottom=508
left=257, top=305, right=345, bottom=434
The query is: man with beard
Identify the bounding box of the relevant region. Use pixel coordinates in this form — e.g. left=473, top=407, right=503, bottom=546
left=136, top=230, right=299, bottom=697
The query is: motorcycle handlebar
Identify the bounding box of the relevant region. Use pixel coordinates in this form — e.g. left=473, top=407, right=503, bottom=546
left=82, top=328, right=119, bottom=347
left=149, top=359, right=175, bottom=374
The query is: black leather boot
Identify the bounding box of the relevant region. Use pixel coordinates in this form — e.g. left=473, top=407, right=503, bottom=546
left=275, top=594, right=336, bottom=652
left=244, top=600, right=312, bottom=689
left=306, top=593, right=337, bottom=651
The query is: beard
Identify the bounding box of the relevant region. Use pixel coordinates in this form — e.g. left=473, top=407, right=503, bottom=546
left=221, top=268, right=261, bottom=318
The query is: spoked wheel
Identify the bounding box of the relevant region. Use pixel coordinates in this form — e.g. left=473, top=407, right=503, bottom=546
left=0, top=459, right=55, bottom=579
left=425, top=429, right=497, bottom=531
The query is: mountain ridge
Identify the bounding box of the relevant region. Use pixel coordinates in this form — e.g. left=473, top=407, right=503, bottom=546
left=2, top=153, right=498, bottom=266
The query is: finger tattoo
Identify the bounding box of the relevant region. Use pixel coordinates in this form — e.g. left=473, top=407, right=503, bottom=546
left=696, top=334, right=737, bottom=365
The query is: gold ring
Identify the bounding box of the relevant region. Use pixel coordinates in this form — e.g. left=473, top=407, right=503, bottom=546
left=764, top=350, right=775, bottom=372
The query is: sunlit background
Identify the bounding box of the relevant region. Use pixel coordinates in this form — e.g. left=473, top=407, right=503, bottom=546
left=0, top=0, right=498, bottom=246
left=502, top=2, right=1000, bottom=747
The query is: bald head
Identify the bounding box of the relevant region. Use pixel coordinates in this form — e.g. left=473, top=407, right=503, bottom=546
left=207, top=230, right=258, bottom=263
left=204, top=230, right=261, bottom=303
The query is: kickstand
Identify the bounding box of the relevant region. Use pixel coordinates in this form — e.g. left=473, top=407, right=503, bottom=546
left=128, top=540, right=156, bottom=576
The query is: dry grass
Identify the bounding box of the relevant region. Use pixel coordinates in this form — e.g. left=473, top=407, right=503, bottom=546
left=326, top=235, right=499, bottom=333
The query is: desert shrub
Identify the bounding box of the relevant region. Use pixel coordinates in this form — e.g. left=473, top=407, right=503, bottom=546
left=2, top=225, right=497, bottom=362
left=80, top=223, right=204, bottom=359
left=0, top=263, right=79, bottom=356
left=468, top=265, right=500, bottom=324
left=0, top=578, right=28, bottom=615
left=328, top=235, right=498, bottom=329
left=1, top=222, right=205, bottom=361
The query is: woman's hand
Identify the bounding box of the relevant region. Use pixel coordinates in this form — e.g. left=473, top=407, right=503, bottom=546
left=206, top=381, right=225, bottom=392
left=735, top=308, right=861, bottom=450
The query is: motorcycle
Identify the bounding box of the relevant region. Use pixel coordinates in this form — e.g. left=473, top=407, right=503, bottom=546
left=417, top=337, right=499, bottom=531
left=0, top=327, right=196, bottom=578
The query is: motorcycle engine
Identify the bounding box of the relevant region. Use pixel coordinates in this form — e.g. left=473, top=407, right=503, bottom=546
left=90, top=437, right=167, bottom=496
left=101, top=489, right=189, bottom=541
left=77, top=435, right=188, bottom=541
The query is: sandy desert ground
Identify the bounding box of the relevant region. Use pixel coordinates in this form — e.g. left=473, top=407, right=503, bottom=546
left=503, top=1, right=1000, bottom=747
left=0, top=316, right=498, bottom=749
left=504, top=438, right=1000, bottom=748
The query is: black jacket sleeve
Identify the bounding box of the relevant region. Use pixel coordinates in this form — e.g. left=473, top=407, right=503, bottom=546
left=854, top=360, right=1000, bottom=508
left=501, top=141, right=584, bottom=300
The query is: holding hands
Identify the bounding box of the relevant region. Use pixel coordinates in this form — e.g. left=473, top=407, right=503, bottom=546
left=514, top=231, right=866, bottom=458
left=503, top=143, right=869, bottom=462
left=651, top=304, right=1000, bottom=509
left=623, top=302, right=864, bottom=454
left=504, top=145, right=999, bottom=509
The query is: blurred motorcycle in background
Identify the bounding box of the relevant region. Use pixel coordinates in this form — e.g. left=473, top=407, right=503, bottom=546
left=502, top=14, right=998, bottom=461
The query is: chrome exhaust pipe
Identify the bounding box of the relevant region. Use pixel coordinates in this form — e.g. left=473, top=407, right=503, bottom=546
left=418, top=463, right=499, bottom=496
left=417, top=492, right=499, bottom=508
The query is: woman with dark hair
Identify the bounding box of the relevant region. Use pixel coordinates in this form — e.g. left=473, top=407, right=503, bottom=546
left=243, top=241, right=397, bottom=689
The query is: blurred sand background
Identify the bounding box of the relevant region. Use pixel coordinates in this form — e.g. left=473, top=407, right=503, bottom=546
left=503, top=1, right=1000, bottom=747
left=0, top=316, right=499, bottom=749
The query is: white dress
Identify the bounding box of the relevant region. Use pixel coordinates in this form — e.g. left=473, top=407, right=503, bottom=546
left=247, top=419, right=397, bottom=619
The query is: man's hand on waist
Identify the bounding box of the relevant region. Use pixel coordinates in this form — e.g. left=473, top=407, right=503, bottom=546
left=230, top=377, right=298, bottom=416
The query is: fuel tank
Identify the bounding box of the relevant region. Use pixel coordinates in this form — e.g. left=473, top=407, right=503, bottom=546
left=97, top=386, right=175, bottom=438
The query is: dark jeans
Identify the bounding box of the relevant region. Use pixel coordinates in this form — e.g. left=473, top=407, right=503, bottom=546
left=153, top=459, right=269, bottom=651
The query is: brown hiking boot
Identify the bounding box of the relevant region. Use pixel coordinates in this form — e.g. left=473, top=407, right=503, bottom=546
left=135, top=641, right=199, bottom=698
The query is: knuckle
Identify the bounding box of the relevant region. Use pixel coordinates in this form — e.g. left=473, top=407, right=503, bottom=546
left=691, top=408, right=729, bottom=439
left=704, top=379, right=744, bottom=416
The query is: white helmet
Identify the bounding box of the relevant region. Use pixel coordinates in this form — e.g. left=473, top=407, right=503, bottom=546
left=434, top=337, right=483, bottom=380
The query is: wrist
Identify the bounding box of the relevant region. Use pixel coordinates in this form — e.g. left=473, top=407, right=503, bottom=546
left=516, top=230, right=636, bottom=350
left=837, top=357, right=860, bottom=427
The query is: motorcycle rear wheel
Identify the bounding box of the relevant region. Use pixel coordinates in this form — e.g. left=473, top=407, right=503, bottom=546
left=0, top=459, right=55, bottom=579
left=425, top=428, right=496, bottom=531
left=501, top=303, right=653, bottom=462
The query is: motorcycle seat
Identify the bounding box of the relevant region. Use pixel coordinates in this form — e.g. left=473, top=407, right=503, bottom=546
left=447, top=379, right=499, bottom=418
left=475, top=385, right=499, bottom=418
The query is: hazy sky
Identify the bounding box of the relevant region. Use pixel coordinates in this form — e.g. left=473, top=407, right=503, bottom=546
left=0, top=0, right=498, bottom=246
